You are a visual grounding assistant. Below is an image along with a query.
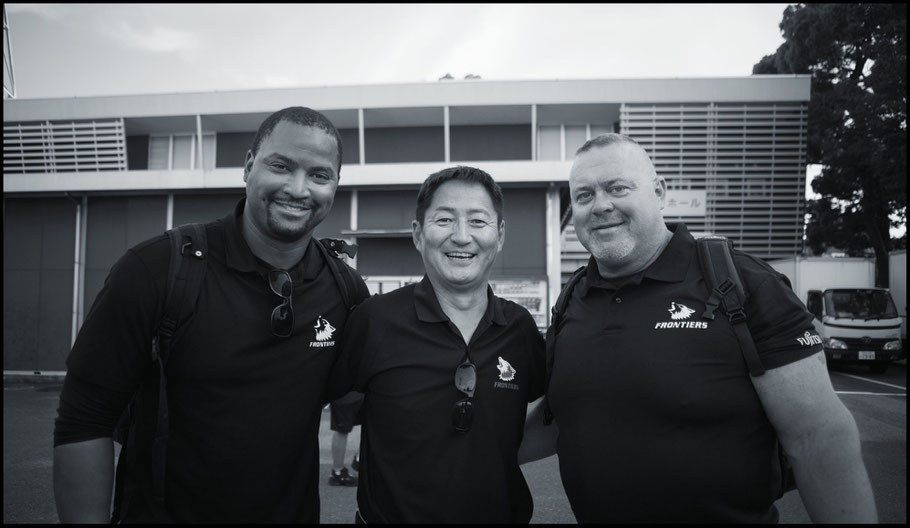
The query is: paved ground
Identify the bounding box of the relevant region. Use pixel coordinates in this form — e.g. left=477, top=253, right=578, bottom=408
left=4, top=365, right=906, bottom=523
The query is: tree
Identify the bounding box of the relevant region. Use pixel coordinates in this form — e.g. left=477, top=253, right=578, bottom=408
left=754, top=3, right=906, bottom=286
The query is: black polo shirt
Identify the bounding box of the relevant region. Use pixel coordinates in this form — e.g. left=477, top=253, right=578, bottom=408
left=547, top=223, right=822, bottom=523
left=55, top=199, right=368, bottom=523
left=332, top=276, right=546, bottom=523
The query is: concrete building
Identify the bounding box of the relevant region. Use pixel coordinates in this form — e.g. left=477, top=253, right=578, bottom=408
left=3, top=76, right=811, bottom=374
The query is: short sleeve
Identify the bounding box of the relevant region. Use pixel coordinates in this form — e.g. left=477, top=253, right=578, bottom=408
left=740, top=258, right=823, bottom=370
left=327, top=299, right=378, bottom=401
left=519, top=308, right=547, bottom=402
left=66, top=245, right=166, bottom=392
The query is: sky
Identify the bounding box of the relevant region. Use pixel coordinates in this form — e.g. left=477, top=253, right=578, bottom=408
left=5, top=3, right=793, bottom=99
left=6, top=3, right=838, bottom=202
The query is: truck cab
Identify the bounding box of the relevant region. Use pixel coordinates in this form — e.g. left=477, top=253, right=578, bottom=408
left=806, top=288, right=904, bottom=373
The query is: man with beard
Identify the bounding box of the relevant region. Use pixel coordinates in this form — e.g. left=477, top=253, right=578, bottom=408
left=53, top=107, right=369, bottom=523
left=520, top=134, right=877, bottom=523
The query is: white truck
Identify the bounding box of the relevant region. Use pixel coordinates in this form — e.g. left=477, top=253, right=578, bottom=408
left=768, top=256, right=904, bottom=373
left=889, top=250, right=907, bottom=346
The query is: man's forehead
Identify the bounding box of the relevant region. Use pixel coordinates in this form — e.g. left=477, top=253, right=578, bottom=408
left=570, top=144, right=653, bottom=184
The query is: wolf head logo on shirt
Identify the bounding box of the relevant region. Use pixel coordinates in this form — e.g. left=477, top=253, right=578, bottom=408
left=668, top=302, right=695, bottom=321
left=497, top=356, right=516, bottom=382
left=314, top=316, right=336, bottom=342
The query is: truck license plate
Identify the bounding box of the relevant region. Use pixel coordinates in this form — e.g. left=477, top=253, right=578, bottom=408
left=858, top=351, right=875, bottom=360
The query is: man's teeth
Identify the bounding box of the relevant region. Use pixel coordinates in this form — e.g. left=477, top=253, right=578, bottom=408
left=447, top=252, right=474, bottom=259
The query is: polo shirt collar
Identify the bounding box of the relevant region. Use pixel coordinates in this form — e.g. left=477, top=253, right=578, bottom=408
left=579, top=222, right=693, bottom=296
left=224, top=198, right=322, bottom=280
left=414, top=275, right=507, bottom=326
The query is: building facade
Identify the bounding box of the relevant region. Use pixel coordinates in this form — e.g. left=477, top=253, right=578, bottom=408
left=3, top=76, right=810, bottom=373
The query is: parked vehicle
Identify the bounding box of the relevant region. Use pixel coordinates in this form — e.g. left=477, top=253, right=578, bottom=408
left=769, top=256, right=904, bottom=373
left=889, top=250, right=906, bottom=347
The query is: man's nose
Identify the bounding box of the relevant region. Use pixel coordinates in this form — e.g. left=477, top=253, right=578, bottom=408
left=592, top=191, right=615, bottom=214
left=286, top=171, right=312, bottom=197
left=451, top=218, right=471, bottom=244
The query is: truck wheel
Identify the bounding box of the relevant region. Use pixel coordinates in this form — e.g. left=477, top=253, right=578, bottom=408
left=869, top=364, right=888, bottom=374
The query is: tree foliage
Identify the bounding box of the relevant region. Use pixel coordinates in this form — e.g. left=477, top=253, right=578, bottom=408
left=754, top=3, right=906, bottom=285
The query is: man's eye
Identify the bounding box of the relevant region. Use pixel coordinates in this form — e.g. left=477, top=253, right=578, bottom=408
left=434, top=217, right=454, bottom=225
left=312, top=172, right=331, bottom=181
left=574, top=191, right=593, bottom=202
left=469, top=219, right=490, bottom=227
left=270, top=162, right=289, bottom=171
left=608, top=186, right=631, bottom=196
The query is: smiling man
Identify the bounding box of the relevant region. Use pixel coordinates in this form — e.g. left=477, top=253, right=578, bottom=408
left=520, top=133, right=877, bottom=523
left=330, top=166, right=546, bottom=523
left=53, top=107, right=369, bottom=523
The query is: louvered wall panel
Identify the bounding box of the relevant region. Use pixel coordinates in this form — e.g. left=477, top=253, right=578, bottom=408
left=620, top=102, right=808, bottom=260
left=3, top=119, right=127, bottom=173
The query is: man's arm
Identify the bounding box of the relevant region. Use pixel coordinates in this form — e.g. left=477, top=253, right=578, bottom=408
left=54, top=437, right=115, bottom=523
left=518, top=397, right=559, bottom=465
left=750, top=351, right=877, bottom=523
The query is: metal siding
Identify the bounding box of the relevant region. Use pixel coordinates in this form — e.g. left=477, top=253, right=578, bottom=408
left=215, top=132, right=255, bottom=168
left=313, top=191, right=351, bottom=241
left=450, top=125, right=532, bottom=161
left=359, top=189, right=420, bottom=230
left=2, top=198, right=75, bottom=371
left=172, top=193, right=245, bottom=226
left=339, top=128, right=360, bottom=165
left=364, top=127, right=444, bottom=163
left=356, top=237, right=425, bottom=276
left=494, top=188, right=546, bottom=278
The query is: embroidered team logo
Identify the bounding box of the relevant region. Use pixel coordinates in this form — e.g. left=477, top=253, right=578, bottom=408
left=668, top=302, right=695, bottom=320
left=654, top=301, right=708, bottom=330
left=497, top=356, right=516, bottom=381
left=796, top=331, right=822, bottom=346
left=309, top=316, right=336, bottom=348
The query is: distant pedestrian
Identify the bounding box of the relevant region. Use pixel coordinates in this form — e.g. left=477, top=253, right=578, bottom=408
left=53, top=107, right=369, bottom=523
left=520, top=133, right=878, bottom=523
left=331, top=166, right=546, bottom=523
left=328, top=391, right=363, bottom=486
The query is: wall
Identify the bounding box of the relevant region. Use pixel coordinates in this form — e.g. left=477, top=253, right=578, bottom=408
left=364, top=127, right=444, bottom=163
left=3, top=197, right=77, bottom=371
left=450, top=125, right=531, bottom=161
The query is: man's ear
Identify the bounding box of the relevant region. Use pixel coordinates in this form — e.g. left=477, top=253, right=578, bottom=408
left=654, top=177, right=667, bottom=209
left=497, top=219, right=505, bottom=252
left=412, top=219, right=423, bottom=251
left=243, top=150, right=254, bottom=183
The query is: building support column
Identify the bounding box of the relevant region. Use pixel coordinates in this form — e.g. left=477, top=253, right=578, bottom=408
left=166, top=193, right=174, bottom=230
left=444, top=106, right=450, bottom=163
left=546, top=183, right=562, bottom=324
left=358, top=108, right=365, bottom=165
left=70, top=196, right=83, bottom=346
left=196, top=114, right=203, bottom=170
left=531, top=104, right=537, bottom=160
left=350, top=189, right=359, bottom=269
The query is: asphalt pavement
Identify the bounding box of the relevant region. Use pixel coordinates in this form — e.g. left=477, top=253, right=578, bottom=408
left=3, top=365, right=906, bottom=523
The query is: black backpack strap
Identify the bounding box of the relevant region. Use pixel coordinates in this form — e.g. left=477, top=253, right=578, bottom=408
left=543, top=265, right=588, bottom=425
left=316, top=238, right=367, bottom=311
left=151, top=223, right=208, bottom=506
left=696, top=236, right=764, bottom=377
left=111, top=223, right=208, bottom=522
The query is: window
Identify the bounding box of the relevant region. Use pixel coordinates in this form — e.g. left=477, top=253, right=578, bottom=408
left=148, top=133, right=216, bottom=170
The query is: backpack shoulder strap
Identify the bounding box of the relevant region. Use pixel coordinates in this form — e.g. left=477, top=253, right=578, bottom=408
left=316, top=237, right=366, bottom=311
left=543, top=265, right=588, bottom=425
left=156, top=223, right=208, bottom=362
left=151, top=223, right=207, bottom=505
left=696, top=236, right=765, bottom=376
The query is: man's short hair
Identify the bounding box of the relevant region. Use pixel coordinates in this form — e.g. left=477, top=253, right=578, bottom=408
left=250, top=106, right=344, bottom=175
left=415, top=166, right=504, bottom=224
left=576, top=133, right=651, bottom=159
